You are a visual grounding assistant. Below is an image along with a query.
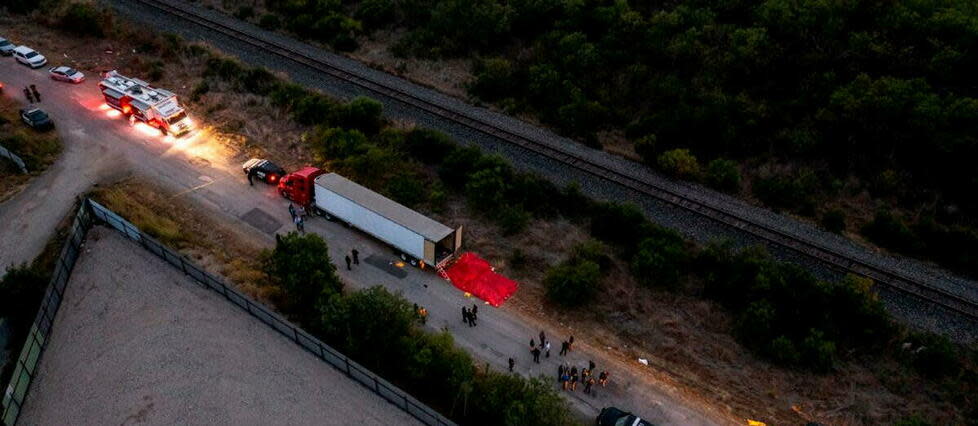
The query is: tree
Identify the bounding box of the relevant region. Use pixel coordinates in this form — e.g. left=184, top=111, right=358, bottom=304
left=403, top=128, right=456, bottom=164
left=338, top=96, right=384, bottom=134
left=59, top=3, right=110, bottom=37
left=263, top=232, right=342, bottom=324
left=657, top=149, right=701, bottom=180
left=317, top=286, right=416, bottom=369
left=705, top=158, right=741, bottom=192
left=465, top=166, right=512, bottom=213
left=821, top=209, right=846, bottom=233
left=630, top=234, right=689, bottom=289
left=544, top=259, right=601, bottom=307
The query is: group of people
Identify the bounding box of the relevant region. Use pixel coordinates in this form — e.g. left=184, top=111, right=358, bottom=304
left=558, top=360, right=608, bottom=394
left=529, top=331, right=552, bottom=363
left=288, top=203, right=306, bottom=233
left=461, top=304, right=479, bottom=327
left=344, top=249, right=359, bottom=270
left=23, top=84, right=41, bottom=103
left=413, top=303, right=428, bottom=324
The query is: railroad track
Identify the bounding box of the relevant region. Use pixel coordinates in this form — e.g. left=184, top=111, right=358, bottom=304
left=132, top=0, right=978, bottom=320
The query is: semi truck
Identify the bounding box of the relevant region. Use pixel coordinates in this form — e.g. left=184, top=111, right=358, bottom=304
left=98, top=70, right=193, bottom=136
left=278, top=167, right=463, bottom=268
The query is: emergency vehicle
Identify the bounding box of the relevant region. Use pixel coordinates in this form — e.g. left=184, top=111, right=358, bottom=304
left=98, top=70, right=193, bottom=136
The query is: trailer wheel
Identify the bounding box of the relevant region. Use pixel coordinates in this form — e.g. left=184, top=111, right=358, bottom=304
left=279, top=190, right=290, bottom=200
left=409, top=258, right=419, bottom=267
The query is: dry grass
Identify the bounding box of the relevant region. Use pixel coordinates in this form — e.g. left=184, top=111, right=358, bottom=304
left=0, top=89, right=62, bottom=201
left=89, top=178, right=275, bottom=303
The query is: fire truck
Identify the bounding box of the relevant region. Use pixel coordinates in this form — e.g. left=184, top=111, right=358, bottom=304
left=98, top=70, right=193, bottom=136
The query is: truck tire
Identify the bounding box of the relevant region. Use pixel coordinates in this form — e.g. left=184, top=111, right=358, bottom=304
left=400, top=253, right=419, bottom=267
left=279, top=189, right=289, bottom=200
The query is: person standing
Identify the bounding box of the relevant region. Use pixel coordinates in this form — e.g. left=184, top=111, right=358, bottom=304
left=288, top=203, right=296, bottom=220
left=531, top=346, right=541, bottom=363
left=508, top=358, right=515, bottom=372
left=352, top=249, right=359, bottom=265
left=472, top=304, right=478, bottom=316
left=530, top=338, right=535, bottom=349
left=582, top=367, right=591, bottom=384
left=584, top=376, right=595, bottom=394
left=570, top=368, right=579, bottom=391
left=560, top=341, right=569, bottom=356
left=345, top=255, right=352, bottom=270
left=568, top=335, right=575, bottom=351
left=294, top=215, right=303, bottom=233
left=560, top=370, right=570, bottom=390
left=539, top=331, right=546, bottom=347
left=589, top=360, right=596, bottom=372
left=557, top=364, right=565, bottom=381
left=24, top=87, right=33, bottom=103
left=469, top=307, right=477, bottom=326
left=298, top=215, right=305, bottom=233
left=544, top=340, right=551, bottom=358
left=30, top=84, right=40, bottom=102
left=419, top=307, right=428, bottom=324
left=599, top=371, right=609, bottom=387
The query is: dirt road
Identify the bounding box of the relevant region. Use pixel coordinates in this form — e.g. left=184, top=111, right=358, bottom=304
left=0, top=60, right=735, bottom=424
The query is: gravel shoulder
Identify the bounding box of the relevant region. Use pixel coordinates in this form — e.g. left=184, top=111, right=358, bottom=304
left=17, top=226, right=421, bottom=426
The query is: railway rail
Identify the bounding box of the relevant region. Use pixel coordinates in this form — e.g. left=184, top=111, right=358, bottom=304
left=132, top=0, right=978, bottom=320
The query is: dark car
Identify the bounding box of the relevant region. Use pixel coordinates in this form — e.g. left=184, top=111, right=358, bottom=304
left=596, top=407, right=654, bottom=426
left=20, top=108, right=54, bottom=130
left=242, top=158, right=286, bottom=184
left=0, top=37, right=14, bottom=56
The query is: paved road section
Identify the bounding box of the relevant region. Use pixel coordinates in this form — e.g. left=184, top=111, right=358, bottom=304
left=0, top=55, right=731, bottom=423
left=101, top=0, right=978, bottom=342
left=17, top=227, right=422, bottom=426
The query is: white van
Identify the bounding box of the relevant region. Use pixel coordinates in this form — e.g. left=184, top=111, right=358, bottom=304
left=13, top=46, right=47, bottom=68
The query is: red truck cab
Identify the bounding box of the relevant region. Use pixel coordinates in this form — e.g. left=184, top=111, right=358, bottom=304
left=278, top=167, right=325, bottom=206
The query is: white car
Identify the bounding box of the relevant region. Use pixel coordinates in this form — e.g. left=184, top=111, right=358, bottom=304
left=12, top=45, right=47, bottom=68
left=48, top=66, right=85, bottom=83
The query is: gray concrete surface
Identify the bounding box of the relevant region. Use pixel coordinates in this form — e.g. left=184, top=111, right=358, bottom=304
left=17, top=227, right=422, bottom=426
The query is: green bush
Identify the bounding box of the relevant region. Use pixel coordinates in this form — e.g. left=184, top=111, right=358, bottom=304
left=589, top=202, right=651, bottom=249
left=268, top=82, right=309, bottom=110
left=403, top=128, right=457, bottom=164
left=862, top=210, right=923, bottom=254
left=705, top=158, right=741, bottom=192
left=630, top=232, right=689, bottom=289
left=263, top=232, right=343, bottom=324
left=464, top=165, right=512, bottom=212
left=821, top=209, right=846, bottom=233
left=310, top=127, right=369, bottom=160
left=386, top=173, right=426, bottom=208
left=497, top=206, right=531, bottom=235
left=907, top=333, right=960, bottom=379
left=753, top=169, right=819, bottom=214
left=470, top=57, right=517, bottom=102
left=59, top=2, right=109, bottom=37
left=293, top=93, right=340, bottom=125
left=439, top=146, right=485, bottom=188
left=800, top=329, right=836, bottom=372
left=768, top=335, right=801, bottom=365
left=657, top=149, right=701, bottom=180
left=317, top=286, right=416, bottom=368
left=337, top=96, right=384, bottom=134
left=354, top=0, right=396, bottom=29
left=570, top=240, right=611, bottom=271
left=544, top=258, right=601, bottom=307
left=634, top=134, right=657, bottom=164
left=259, top=13, right=282, bottom=29
left=234, top=5, right=255, bottom=20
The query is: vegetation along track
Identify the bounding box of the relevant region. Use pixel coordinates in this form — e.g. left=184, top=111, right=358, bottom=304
left=134, top=0, right=978, bottom=321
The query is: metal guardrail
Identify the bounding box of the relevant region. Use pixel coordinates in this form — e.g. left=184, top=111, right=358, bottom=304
left=1, top=198, right=453, bottom=426
left=1, top=201, right=91, bottom=425
left=0, top=145, right=27, bottom=174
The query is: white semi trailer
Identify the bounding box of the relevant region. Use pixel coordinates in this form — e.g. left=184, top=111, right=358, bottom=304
left=282, top=170, right=462, bottom=268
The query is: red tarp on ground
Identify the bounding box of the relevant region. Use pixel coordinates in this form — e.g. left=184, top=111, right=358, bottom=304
left=443, top=252, right=518, bottom=307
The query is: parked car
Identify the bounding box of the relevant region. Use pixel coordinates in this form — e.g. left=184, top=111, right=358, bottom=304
left=48, top=66, right=85, bottom=83
left=242, top=158, right=286, bottom=184
left=0, top=37, right=15, bottom=56
left=12, top=46, right=46, bottom=68
left=20, top=108, right=54, bottom=130
left=596, top=407, right=654, bottom=426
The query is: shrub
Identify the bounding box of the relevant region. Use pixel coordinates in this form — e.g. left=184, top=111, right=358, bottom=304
left=317, top=286, right=415, bottom=368
left=190, top=81, right=210, bottom=102
left=705, top=158, right=741, bottom=192
left=509, top=248, right=529, bottom=271
left=753, top=169, right=819, bottom=214
left=589, top=202, right=651, bottom=249
left=355, top=0, right=396, bottom=29
left=403, top=128, right=457, bottom=164
left=800, top=329, right=836, bottom=372
left=821, top=209, right=846, bottom=233
left=268, top=82, right=309, bottom=110
left=630, top=233, right=689, bottom=289
left=310, top=127, right=369, bottom=160
left=657, top=149, right=701, bottom=180
left=544, top=259, right=601, bottom=307
left=465, top=166, right=511, bottom=212
left=634, top=134, right=657, bottom=164
left=259, top=13, right=282, bottom=29
left=337, top=96, right=384, bottom=134
left=234, top=5, right=255, bottom=20
left=439, top=146, right=485, bottom=188
left=293, top=93, right=339, bottom=125
left=497, top=206, right=531, bottom=235
left=470, top=57, right=516, bottom=101
left=242, top=67, right=278, bottom=96
left=263, top=232, right=343, bottom=324
left=862, top=210, right=923, bottom=254
left=59, top=2, right=109, bottom=37
left=507, top=173, right=560, bottom=218
left=768, top=335, right=801, bottom=365
left=908, top=334, right=960, bottom=379
left=386, top=173, right=426, bottom=208
left=570, top=240, right=611, bottom=271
